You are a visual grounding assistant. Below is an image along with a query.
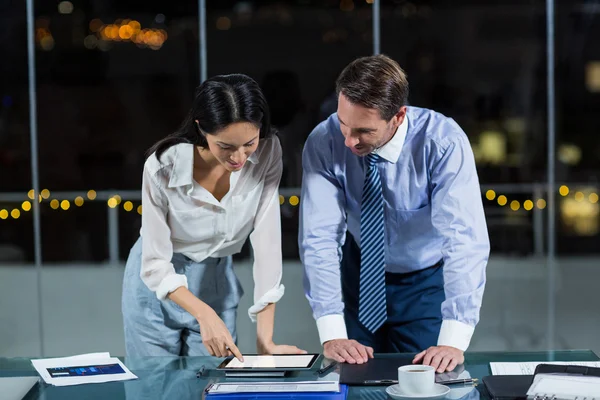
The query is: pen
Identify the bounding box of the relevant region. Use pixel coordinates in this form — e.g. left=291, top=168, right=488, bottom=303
left=196, top=365, right=206, bottom=378
left=364, top=379, right=398, bottom=385
left=316, top=361, right=338, bottom=375
left=438, top=378, right=478, bottom=386
left=364, top=378, right=477, bottom=386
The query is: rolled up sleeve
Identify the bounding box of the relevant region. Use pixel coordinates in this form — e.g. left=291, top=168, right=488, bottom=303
left=248, top=137, right=286, bottom=321
left=140, top=164, right=188, bottom=300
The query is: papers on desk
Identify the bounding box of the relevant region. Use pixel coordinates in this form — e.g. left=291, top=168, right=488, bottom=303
left=206, top=381, right=340, bottom=394
left=31, top=352, right=137, bottom=386
left=490, top=361, right=600, bottom=375
left=527, top=374, right=600, bottom=399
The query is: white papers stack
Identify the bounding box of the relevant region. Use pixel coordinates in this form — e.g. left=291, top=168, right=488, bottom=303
left=490, top=361, right=600, bottom=375
left=31, top=352, right=138, bottom=386
left=206, top=381, right=340, bottom=394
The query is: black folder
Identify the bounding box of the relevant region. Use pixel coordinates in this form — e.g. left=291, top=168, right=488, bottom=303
left=339, top=356, right=413, bottom=385
left=482, top=375, right=533, bottom=400
left=483, top=363, right=600, bottom=400
left=339, top=356, right=464, bottom=386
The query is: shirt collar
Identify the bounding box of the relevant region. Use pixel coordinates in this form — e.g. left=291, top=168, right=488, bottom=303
left=168, top=143, right=259, bottom=189
left=373, top=113, right=408, bottom=163
left=168, top=144, right=194, bottom=188
left=247, top=152, right=259, bottom=165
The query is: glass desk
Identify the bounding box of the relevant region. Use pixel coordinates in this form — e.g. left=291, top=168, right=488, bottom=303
left=1, top=350, right=598, bottom=399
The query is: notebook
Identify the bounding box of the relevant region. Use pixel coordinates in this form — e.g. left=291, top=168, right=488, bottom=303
left=527, top=374, right=600, bottom=399
left=483, top=363, right=600, bottom=400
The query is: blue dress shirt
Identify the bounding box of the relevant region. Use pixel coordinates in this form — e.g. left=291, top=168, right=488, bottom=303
left=299, top=106, right=490, bottom=351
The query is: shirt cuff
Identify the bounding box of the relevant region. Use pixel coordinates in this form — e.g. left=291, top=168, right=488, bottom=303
left=437, top=320, right=474, bottom=352
left=316, top=314, right=348, bottom=344
left=248, top=284, right=285, bottom=322
left=155, top=273, right=188, bottom=301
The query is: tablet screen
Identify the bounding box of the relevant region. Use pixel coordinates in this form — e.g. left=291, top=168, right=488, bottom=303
left=222, top=355, right=317, bottom=369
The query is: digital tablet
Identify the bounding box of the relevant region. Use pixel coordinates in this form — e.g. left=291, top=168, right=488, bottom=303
left=217, top=354, right=320, bottom=371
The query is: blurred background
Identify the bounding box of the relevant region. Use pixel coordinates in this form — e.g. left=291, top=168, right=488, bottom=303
left=1, top=0, right=599, bottom=358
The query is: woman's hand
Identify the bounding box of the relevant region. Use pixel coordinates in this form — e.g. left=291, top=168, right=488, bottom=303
left=257, top=340, right=307, bottom=355
left=168, top=287, right=243, bottom=361
left=255, top=304, right=304, bottom=354
left=198, top=308, right=244, bottom=361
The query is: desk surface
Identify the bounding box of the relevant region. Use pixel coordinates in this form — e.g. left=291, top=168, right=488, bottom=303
left=1, top=350, right=598, bottom=400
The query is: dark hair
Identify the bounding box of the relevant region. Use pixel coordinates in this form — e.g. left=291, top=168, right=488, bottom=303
left=147, top=74, right=273, bottom=160
left=335, top=54, right=409, bottom=121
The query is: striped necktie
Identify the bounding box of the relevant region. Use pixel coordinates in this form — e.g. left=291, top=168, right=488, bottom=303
left=358, top=153, right=387, bottom=333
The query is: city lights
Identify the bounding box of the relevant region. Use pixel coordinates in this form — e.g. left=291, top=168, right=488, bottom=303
left=537, top=199, right=547, bottom=209
left=216, top=17, right=232, bottom=30
left=22, top=201, right=32, bottom=212
left=95, top=19, right=167, bottom=50
left=497, top=195, right=508, bottom=206
left=58, top=1, right=74, bottom=14
left=4, top=183, right=600, bottom=227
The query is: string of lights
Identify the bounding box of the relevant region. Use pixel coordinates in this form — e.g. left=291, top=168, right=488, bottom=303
left=1, top=185, right=598, bottom=222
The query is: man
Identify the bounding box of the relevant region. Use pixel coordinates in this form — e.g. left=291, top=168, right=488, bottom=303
left=299, top=55, right=489, bottom=372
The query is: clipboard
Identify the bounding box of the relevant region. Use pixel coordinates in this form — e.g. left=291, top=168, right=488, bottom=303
left=204, top=382, right=349, bottom=400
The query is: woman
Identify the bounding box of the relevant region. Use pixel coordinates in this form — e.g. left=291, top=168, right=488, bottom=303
left=122, top=74, right=304, bottom=359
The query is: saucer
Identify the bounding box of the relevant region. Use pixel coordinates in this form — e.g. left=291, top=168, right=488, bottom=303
left=385, top=383, right=450, bottom=400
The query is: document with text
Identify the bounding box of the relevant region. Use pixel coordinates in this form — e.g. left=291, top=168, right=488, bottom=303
left=491, top=361, right=600, bottom=375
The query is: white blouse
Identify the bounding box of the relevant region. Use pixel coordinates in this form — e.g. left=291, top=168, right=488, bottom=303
left=140, top=136, right=285, bottom=321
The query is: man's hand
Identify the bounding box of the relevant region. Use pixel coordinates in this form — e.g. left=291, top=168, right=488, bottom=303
left=412, top=345, right=464, bottom=372
left=323, top=339, right=374, bottom=364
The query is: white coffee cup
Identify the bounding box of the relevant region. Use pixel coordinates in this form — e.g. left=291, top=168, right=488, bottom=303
left=397, top=365, right=436, bottom=395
